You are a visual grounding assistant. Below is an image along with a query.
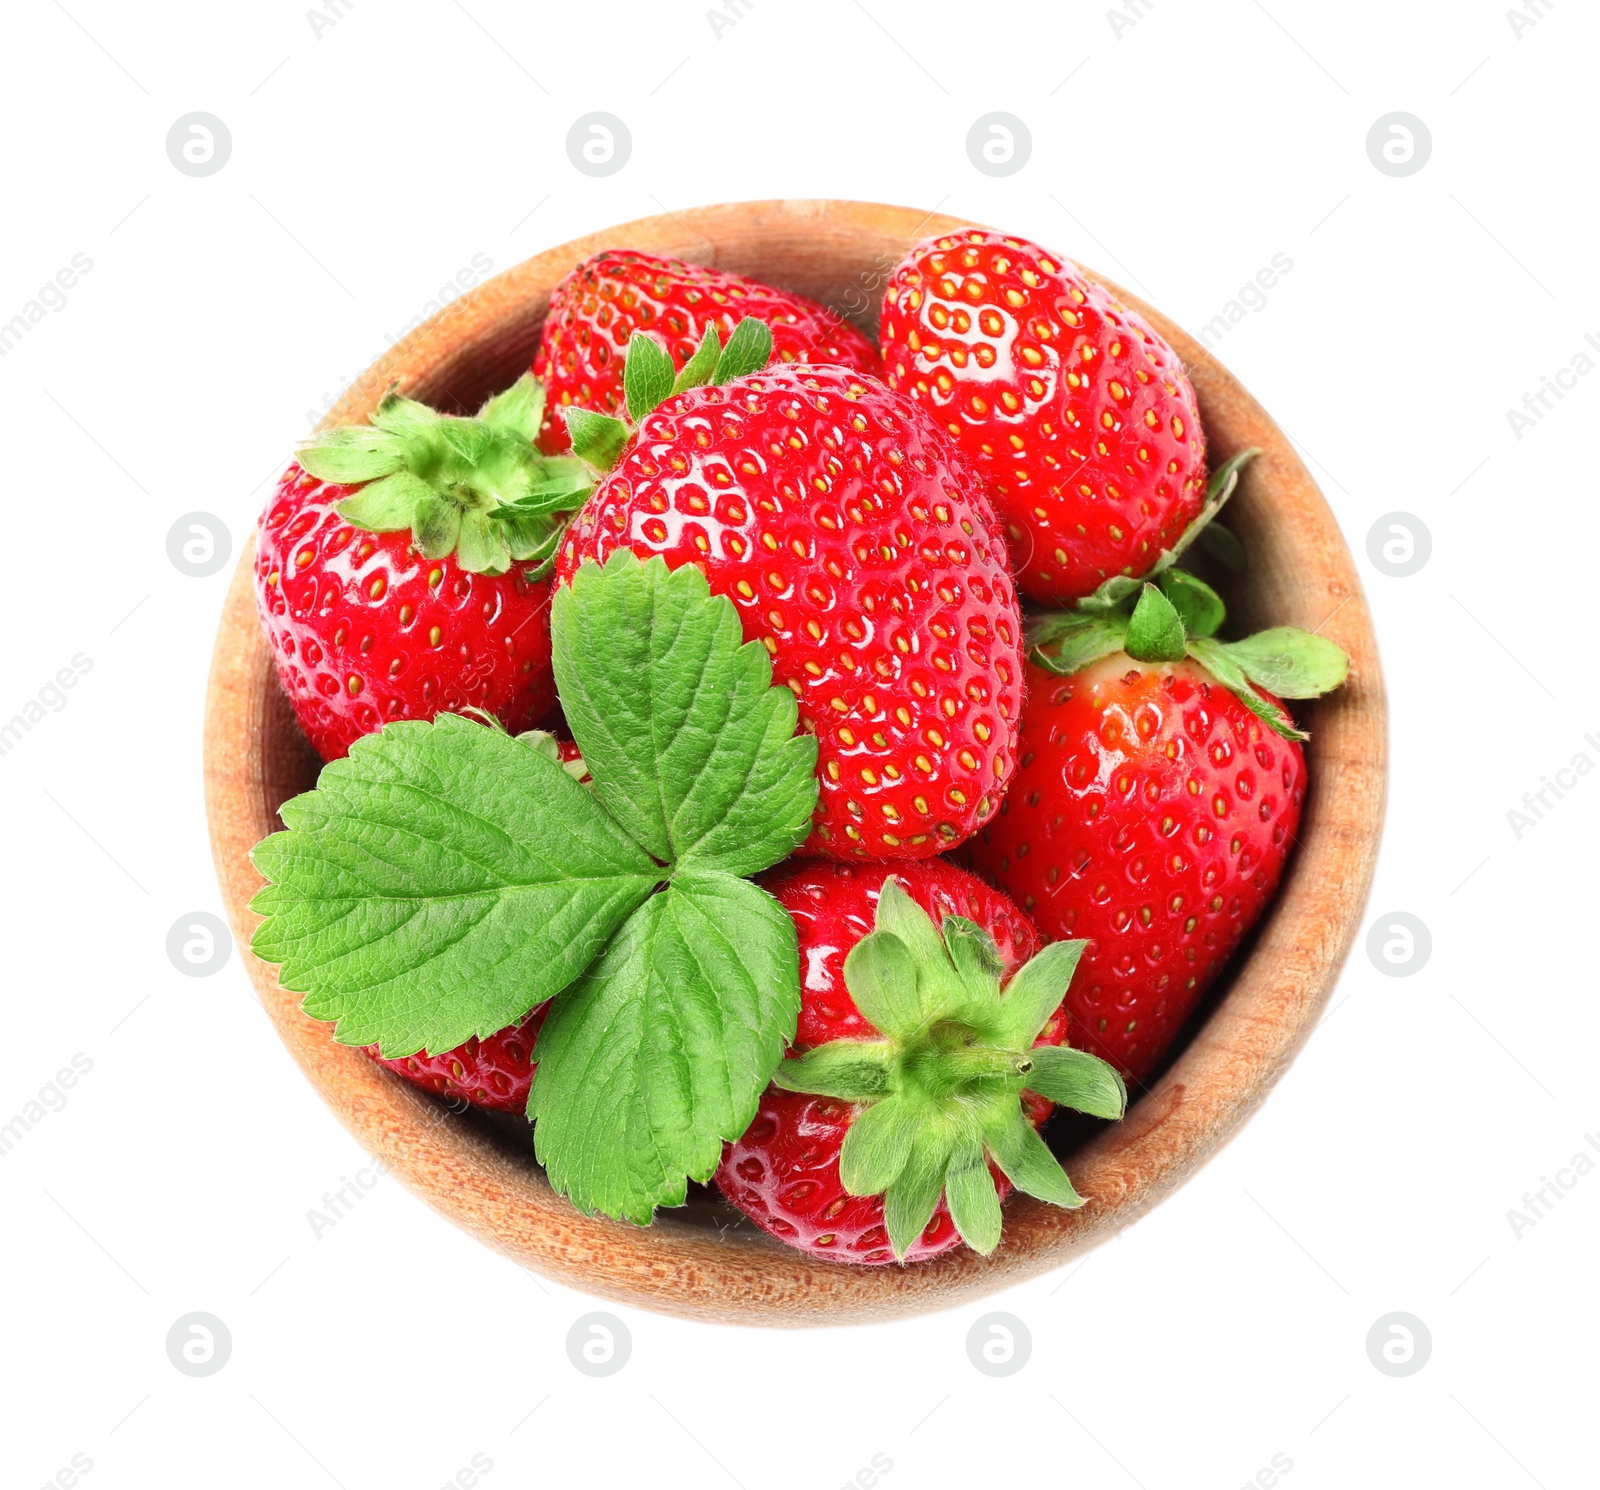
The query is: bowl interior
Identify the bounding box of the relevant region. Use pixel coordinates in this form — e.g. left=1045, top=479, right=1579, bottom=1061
left=206, top=199, right=1385, bottom=1324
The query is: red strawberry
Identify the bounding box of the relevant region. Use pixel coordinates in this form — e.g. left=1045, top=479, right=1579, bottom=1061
left=715, top=861, right=1125, bottom=1264
left=970, top=573, right=1348, bottom=1083
left=879, top=229, right=1206, bottom=606
left=257, top=377, right=591, bottom=760
left=534, top=249, right=879, bottom=452
left=555, top=357, right=1025, bottom=860
left=367, top=1002, right=549, bottom=1114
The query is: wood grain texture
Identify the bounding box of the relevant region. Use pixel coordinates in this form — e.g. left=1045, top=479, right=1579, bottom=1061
left=204, top=199, right=1387, bottom=1325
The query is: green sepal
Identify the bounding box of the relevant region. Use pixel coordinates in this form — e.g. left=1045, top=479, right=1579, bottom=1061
left=478, top=376, right=545, bottom=445
left=334, top=470, right=434, bottom=531
left=941, top=916, right=1004, bottom=1006
left=1186, top=635, right=1306, bottom=741
left=623, top=329, right=676, bottom=422
left=1024, top=1047, right=1127, bottom=1121
left=883, top=1128, right=952, bottom=1258
left=1221, top=626, right=1349, bottom=699
left=565, top=407, right=631, bottom=473
left=714, top=318, right=774, bottom=382
left=1157, top=567, right=1226, bottom=639
left=298, top=425, right=404, bottom=484
left=672, top=324, right=723, bottom=393
left=1147, top=446, right=1259, bottom=579
left=454, top=511, right=505, bottom=574
left=515, top=729, right=589, bottom=782
left=1027, top=610, right=1129, bottom=677
left=369, top=388, right=442, bottom=440
left=776, top=884, right=1117, bottom=1259
left=993, top=939, right=1088, bottom=1048
left=562, top=317, right=775, bottom=477
left=774, top=1040, right=896, bottom=1102
left=1198, top=520, right=1247, bottom=571
left=840, top=929, right=924, bottom=1042
left=297, top=373, right=590, bottom=575
left=870, top=878, right=966, bottom=1019
left=413, top=493, right=460, bottom=560
left=985, top=1109, right=1084, bottom=1209
left=1075, top=574, right=1144, bottom=615
left=945, top=1136, right=1004, bottom=1255
left=837, top=1093, right=921, bottom=1195
left=1124, top=584, right=1188, bottom=663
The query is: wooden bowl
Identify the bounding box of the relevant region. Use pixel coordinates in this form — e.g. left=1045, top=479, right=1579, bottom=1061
left=205, top=199, right=1386, bottom=1325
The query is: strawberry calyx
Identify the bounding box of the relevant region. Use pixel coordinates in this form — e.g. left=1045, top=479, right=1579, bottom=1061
left=296, top=374, right=592, bottom=578
left=773, top=878, right=1125, bottom=1259
left=1027, top=451, right=1349, bottom=741
left=563, top=317, right=775, bottom=474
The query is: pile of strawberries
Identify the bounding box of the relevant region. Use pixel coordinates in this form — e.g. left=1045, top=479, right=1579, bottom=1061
left=252, top=230, right=1346, bottom=1265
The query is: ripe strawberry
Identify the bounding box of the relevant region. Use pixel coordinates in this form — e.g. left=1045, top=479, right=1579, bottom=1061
left=256, top=376, right=592, bottom=760
left=715, top=862, right=1125, bottom=1264
left=970, top=573, right=1348, bottom=1083
left=879, top=229, right=1206, bottom=606
left=368, top=1001, right=549, bottom=1114
left=534, top=249, right=879, bottom=452
left=555, top=356, right=1025, bottom=860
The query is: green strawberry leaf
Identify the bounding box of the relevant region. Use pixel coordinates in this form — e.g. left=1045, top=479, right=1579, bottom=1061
left=551, top=552, right=818, bottom=878
left=249, top=715, right=660, bottom=1057
left=1124, top=583, right=1188, bottom=663
left=251, top=533, right=828, bottom=1227
left=528, top=868, right=800, bottom=1224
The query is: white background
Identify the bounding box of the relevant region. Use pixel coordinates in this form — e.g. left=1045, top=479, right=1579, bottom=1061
left=2, top=1, right=1594, bottom=1486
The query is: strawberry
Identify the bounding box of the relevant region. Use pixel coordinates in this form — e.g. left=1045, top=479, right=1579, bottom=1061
left=969, top=562, right=1349, bottom=1084
left=555, top=333, right=1024, bottom=861
left=533, top=249, right=879, bottom=452
left=714, top=862, right=1125, bottom=1263
left=368, top=1001, right=549, bottom=1114
left=256, top=376, right=593, bottom=760
left=879, top=229, right=1206, bottom=606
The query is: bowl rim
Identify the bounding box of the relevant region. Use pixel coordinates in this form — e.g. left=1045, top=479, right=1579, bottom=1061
left=205, top=197, right=1387, bottom=1326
